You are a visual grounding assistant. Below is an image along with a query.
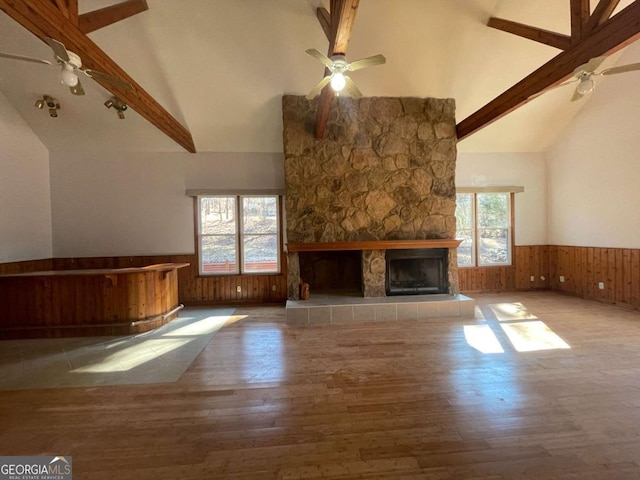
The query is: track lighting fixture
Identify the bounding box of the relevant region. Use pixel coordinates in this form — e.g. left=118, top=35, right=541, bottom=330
left=35, top=95, right=60, bottom=117
left=104, top=96, right=128, bottom=119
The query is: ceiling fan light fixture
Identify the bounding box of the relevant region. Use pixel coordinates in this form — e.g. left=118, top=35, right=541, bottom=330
left=60, top=65, right=79, bottom=87
left=35, top=98, right=44, bottom=109
left=330, top=72, right=346, bottom=92
left=576, top=76, right=595, bottom=95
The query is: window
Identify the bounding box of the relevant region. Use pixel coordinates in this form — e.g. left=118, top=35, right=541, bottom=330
left=198, top=195, right=280, bottom=275
left=456, top=192, right=512, bottom=267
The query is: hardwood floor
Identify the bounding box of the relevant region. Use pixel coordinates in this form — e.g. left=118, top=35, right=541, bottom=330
left=1, top=292, right=640, bottom=479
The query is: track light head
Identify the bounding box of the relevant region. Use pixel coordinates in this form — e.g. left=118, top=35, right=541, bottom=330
left=36, top=95, right=59, bottom=117
left=105, top=96, right=128, bottom=119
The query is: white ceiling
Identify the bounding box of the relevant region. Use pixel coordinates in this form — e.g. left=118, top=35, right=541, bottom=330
left=0, top=0, right=635, bottom=154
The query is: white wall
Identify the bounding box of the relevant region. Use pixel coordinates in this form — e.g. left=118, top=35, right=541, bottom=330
left=456, top=152, right=547, bottom=245
left=547, top=41, right=640, bottom=248
left=50, top=148, right=547, bottom=257
left=0, top=91, right=52, bottom=262
left=49, top=151, right=284, bottom=257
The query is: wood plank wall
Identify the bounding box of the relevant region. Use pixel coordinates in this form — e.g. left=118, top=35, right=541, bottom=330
left=549, top=245, right=640, bottom=309
left=5, top=246, right=639, bottom=310
left=458, top=245, right=549, bottom=292
left=52, top=255, right=288, bottom=306
left=0, top=258, right=53, bottom=275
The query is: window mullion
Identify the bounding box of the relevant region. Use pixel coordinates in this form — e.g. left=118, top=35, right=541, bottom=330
left=473, top=193, right=478, bottom=267
left=237, top=195, right=243, bottom=274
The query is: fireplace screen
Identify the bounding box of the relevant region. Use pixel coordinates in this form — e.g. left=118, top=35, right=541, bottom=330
left=386, top=248, right=448, bottom=295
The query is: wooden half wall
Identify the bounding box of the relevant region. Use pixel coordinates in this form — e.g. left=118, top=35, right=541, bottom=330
left=0, top=255, right=288, bottom=305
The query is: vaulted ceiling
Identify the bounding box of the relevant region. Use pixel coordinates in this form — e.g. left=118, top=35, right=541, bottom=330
left=0, top=0, right=637, bottom=154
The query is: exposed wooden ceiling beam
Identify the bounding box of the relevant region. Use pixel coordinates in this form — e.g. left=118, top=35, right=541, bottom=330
left=316, top=6, right=331, bottom=41
left=586, top=0, right=621, bottom=32
left=0, top=0, right=196, bottom=153
left=331, top=0, right=358, bottom=54
left=51, top=0, right=75, bottom=23
left=487, top=17, right=571, bottom=50
left=314, top=0, right=360, bottom=139
left=456, top=0, right=640, bottom=142
left=78, top=0, right=148, bottom=34
left=571, top=0, right=590, bottom=44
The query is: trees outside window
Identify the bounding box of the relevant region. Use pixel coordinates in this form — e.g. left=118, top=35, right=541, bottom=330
left=198, top=195, right=280, bottom=275
left=456, top=193, right=512, bottom=267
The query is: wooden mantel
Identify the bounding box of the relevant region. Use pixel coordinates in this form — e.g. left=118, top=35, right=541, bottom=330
left=287, top=239, right=462, bottom=252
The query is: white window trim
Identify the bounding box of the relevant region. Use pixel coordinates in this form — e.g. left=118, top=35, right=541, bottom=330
left=197, top=194, right=281, bottom=276
left=457, top=191, right=514, bottom=268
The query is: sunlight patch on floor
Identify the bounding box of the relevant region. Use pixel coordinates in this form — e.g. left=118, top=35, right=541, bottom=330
left=164, top=314, right=247, bottom=337
left=73, top=338, right=192, bottom=373
left=489, top=302, right=538, bottom=321
left=501, top=320, right=571, bottom=352
left=465, top=302, right=570, bottom=354
left=464, top=325, right=505, bottom=354
left=0, top=307, right=239, bottom=390
left=73, top=313, right=247, bottom=373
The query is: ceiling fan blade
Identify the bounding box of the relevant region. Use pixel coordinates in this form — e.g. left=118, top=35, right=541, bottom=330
left=528, top=78, right=578, bottom=100
left=84, top=69, right=133, bottom=89
left=70, top=79, right=85, bottom=96
left=306, top=75, right=331, bottom=100
left=600, top=62, right=640, bottom=76
left=46, top=37, right=70, bottom=63
left=306, top=48, right=334, bottom=68
left=343, top=76, right=362, bottom=98
left=574, top=56, right=607, bottom=76
left=0, top=52, right=51, bottom=65
left=348, top=54, right=386, bottom=71
left=570, top=87, right=583, bottom=102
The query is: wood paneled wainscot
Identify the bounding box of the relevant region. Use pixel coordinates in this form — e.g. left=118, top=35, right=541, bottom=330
left=549, top=245, right=640, bottom=309
left=0, top=263, right=188, bottom=339
left=458, top=245, right=549, bottom=292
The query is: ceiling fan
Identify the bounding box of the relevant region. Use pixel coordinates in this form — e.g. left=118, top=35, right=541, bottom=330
left=534, top=55, right=640, bottom=102
left=0, top=37, right=132, bottom=95
left=305, top=48, right=386, bottom=100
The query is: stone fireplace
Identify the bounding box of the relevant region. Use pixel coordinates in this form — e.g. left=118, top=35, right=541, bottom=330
left=282, top=95, right=458, bottom=300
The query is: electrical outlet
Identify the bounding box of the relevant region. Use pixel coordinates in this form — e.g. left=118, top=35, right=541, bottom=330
left=530, top=275, right=535, bottom=282
left=272, top=285, right=277, bottom=291
left=236, top=285, right=241, bottom=293
left=559, top=276, right=565, bottom=283
left=598, top=282, right=605, bottom=290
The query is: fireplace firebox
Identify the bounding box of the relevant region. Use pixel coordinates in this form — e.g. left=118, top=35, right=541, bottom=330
left=386, top=248, right=448, bottom=295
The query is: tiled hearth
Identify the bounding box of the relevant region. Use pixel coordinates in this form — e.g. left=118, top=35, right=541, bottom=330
left=286, top=293, right=475, bottom=325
